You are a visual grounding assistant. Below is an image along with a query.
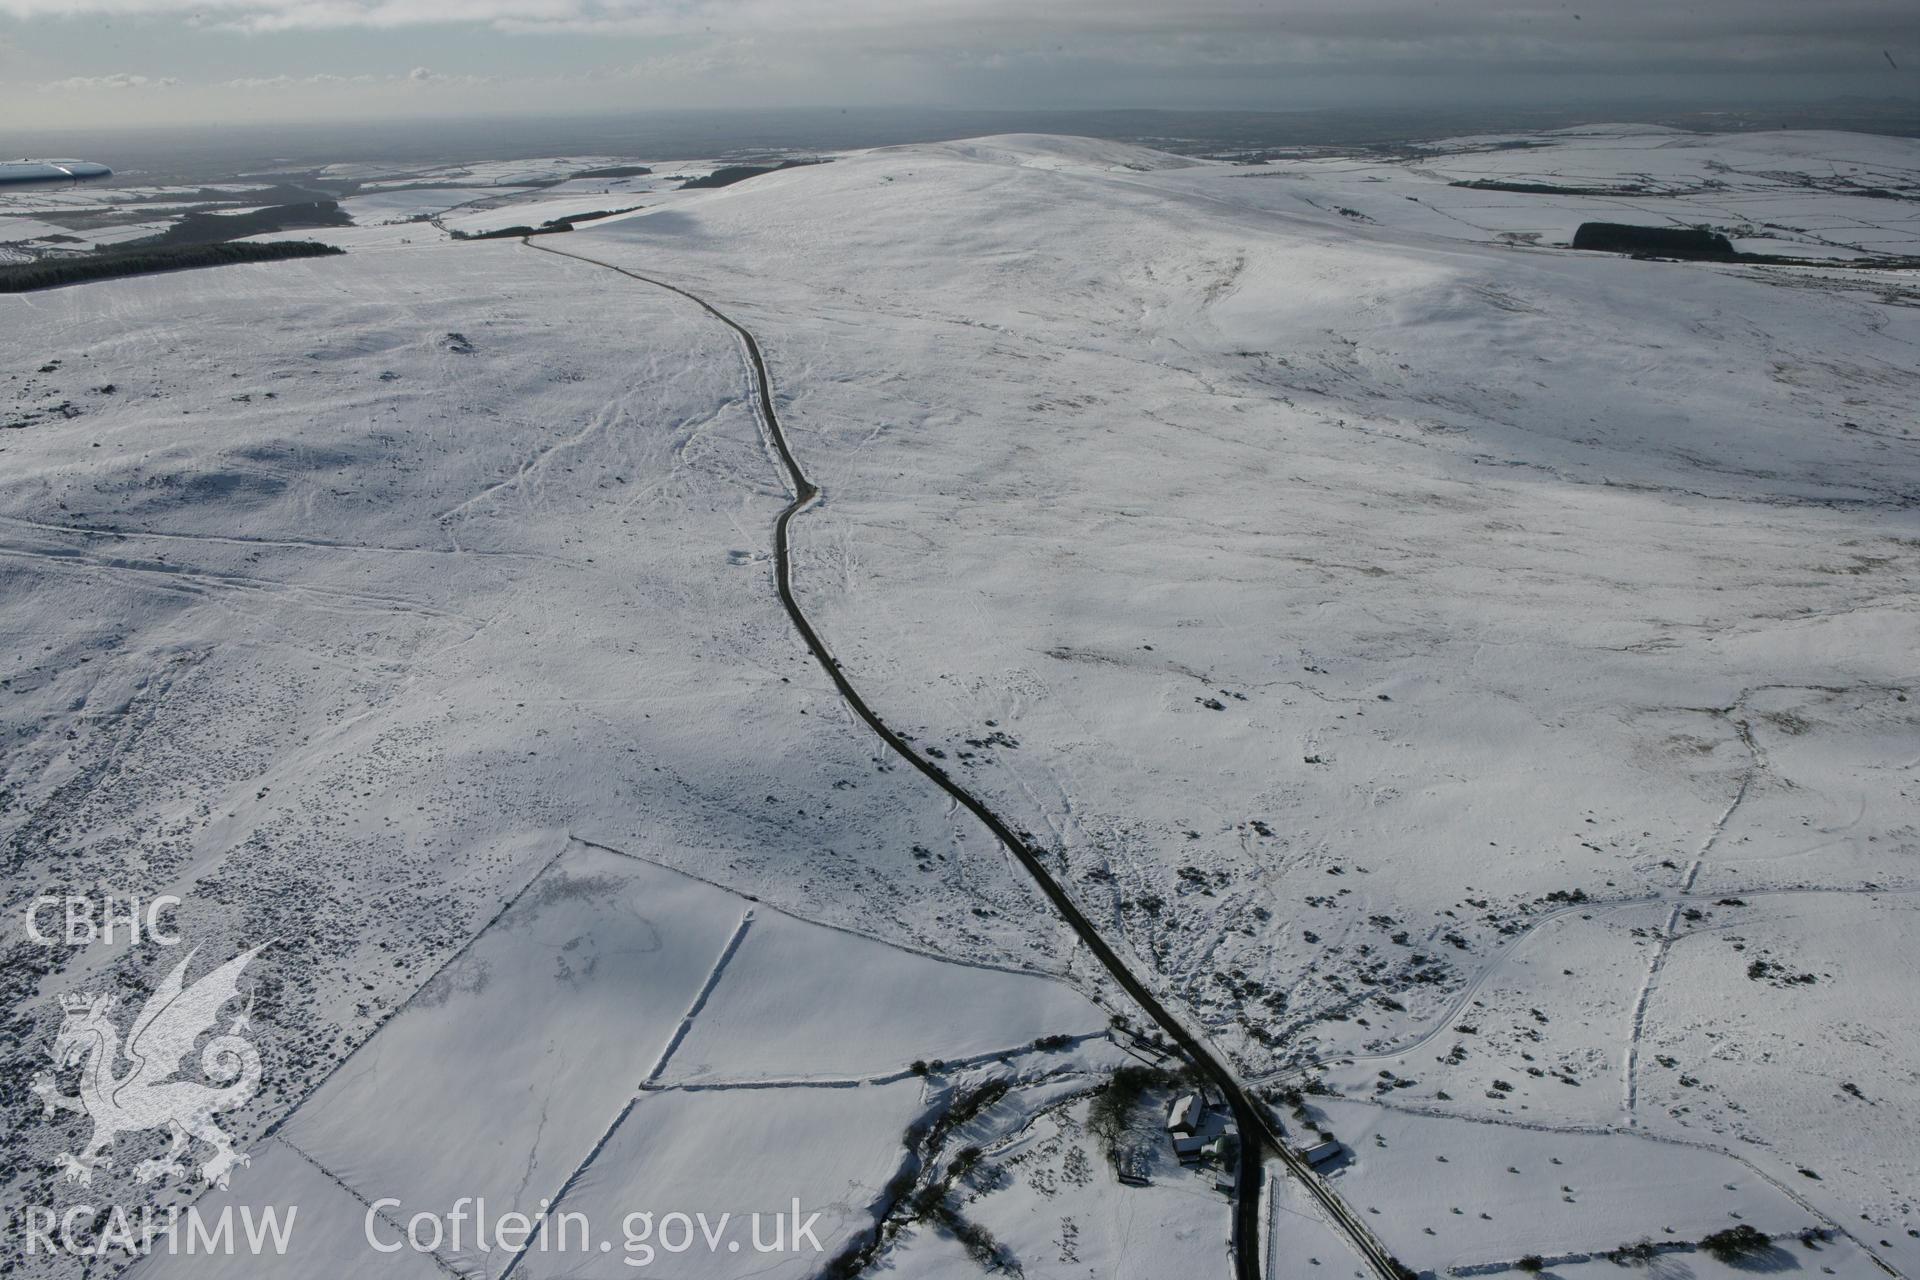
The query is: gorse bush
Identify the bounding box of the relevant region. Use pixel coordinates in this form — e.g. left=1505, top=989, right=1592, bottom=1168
left=1700, top=1225, right=1771, bottom=1263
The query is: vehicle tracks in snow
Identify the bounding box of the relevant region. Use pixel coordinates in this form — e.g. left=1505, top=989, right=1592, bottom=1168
left=1622, top=705, right=1762, bottom=1125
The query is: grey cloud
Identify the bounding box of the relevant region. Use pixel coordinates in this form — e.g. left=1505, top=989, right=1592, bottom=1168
left=7, top=0, right=1913, bottom=118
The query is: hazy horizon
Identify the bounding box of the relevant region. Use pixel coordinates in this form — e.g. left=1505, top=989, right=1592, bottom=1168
left=3, top=1, right=1915, bottom=132
left=11, top=100, right=1920, bottom=192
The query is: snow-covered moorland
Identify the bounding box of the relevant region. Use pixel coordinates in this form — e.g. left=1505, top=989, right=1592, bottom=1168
left=3, top=125, right=1916, bottom=1279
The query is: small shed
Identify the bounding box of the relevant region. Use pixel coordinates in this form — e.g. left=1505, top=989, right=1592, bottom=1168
left=1214, top=1160, right=1239, bottom=1196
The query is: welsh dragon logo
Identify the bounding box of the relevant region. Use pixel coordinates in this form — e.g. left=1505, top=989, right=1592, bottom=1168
left=33, top=945, right=265, bottom=1189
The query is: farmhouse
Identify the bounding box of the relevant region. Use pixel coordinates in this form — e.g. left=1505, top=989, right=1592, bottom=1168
left=1166, top=1091, right=1202, bottom=1136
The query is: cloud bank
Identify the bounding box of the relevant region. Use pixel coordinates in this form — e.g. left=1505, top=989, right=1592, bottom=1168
left=4, top=0, right=1912, bottom=128
left=3, top=0, right=1914, bottom=53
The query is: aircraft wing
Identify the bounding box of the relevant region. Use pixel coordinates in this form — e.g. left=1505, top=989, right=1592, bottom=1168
left=0, top=160, right=112, bottom=190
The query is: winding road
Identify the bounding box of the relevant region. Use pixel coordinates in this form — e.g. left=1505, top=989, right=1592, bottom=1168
left=522, top=237, right=1406, bottom=1280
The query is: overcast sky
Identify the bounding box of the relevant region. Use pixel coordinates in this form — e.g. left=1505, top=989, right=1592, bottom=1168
left=2, top=0, right=1915, bottom=130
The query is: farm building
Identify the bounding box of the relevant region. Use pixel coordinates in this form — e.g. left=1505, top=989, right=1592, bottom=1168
left=1299, top=1136, right=1343, bottom=1167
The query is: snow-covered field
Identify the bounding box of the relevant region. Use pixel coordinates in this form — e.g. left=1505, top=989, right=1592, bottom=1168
left=0, top=234, right=1102, bottom=1278
left=1267, top=126, right=1920, bottom=260
left=3, top=124, right=1916, bottom=1279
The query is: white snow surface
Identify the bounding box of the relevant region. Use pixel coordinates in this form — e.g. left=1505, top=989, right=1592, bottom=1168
left=4, top=125, right=1916, bottom=1278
